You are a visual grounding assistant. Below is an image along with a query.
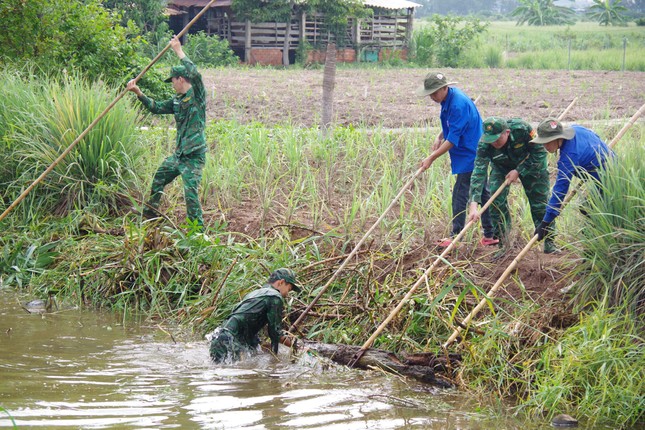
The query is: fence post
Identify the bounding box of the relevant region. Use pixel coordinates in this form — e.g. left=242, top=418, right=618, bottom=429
left=622, top=37, right=627, bottom=72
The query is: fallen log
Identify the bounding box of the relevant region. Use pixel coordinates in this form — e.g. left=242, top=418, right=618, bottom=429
left=299, top=340, right=460, bottom=388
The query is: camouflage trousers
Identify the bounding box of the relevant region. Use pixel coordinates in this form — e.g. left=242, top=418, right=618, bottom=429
left=209, top=327, right=254, bottom=363
left=488, top=165, right=554, bottom=242
left=146, top=152, right=205, bottom=227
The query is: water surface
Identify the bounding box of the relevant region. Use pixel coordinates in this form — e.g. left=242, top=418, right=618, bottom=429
left=0, top=290, right=588, bottom=429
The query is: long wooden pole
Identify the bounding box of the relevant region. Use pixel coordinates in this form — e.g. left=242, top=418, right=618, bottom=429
left=346, top=99, right=578, bottom=366
left=289, top=96, right=482, bottom=333
left=0, top=0, right=219, bottom=224
left=289, top=166, right=424, bottom=333
left=443, top=101, right=645, bottom=347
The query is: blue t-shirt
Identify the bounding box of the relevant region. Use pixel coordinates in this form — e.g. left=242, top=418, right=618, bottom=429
left=440, top=87, right=483, bottom=174
left=544, top=125, right=613, bottom=223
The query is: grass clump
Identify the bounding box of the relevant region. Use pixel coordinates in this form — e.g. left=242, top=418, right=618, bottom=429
left=518, top=305, right=644, bottom=428
left=567, top=142, right=644, bottom=317
left=0, top=69, right=143, bottom=219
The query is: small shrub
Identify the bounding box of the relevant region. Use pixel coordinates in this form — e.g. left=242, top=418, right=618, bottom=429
left=410, top=15, right=488, bottom=67
left=183, top=32, right=239, bottom=68
left=483, top=46, right=503, bottom=68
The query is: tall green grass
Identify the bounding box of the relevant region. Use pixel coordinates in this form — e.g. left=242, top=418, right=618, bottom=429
left=413, top=21, right=645, bottom=71
left=518, top=304, right=644, bottom=428
left=566, top=142, right=644, bottom=316
left=0, top=69, right=143, bottom=219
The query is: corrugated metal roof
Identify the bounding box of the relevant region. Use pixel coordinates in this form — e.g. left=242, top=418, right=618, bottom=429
left=168, top=0, right=231, bottom=8
left=364, top=0, right=420, bottom=9
left=168, top=0, right=418, bottom=10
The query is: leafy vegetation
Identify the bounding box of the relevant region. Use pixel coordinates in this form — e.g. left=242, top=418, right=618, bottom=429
left=0, top=69, right=142, bottom=219
left=518, top=305, right=644, bottom=428
left=511, top=0, right=576, bottom=26
left=587, top=0, right=629, bottom=26
left=0, top=0, right=138, bottom=84
left=183, top=32, right=239, bottom=68
left=411, top=15, right=487, bottom=67
left=567, top=142, right=644, bottom=316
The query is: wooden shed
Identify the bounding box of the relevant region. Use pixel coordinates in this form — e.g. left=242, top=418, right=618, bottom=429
left=167, top=0, right=420, bottom=65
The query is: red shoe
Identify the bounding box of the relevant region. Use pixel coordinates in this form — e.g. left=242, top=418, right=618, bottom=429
left=435, top=238, right=453, bottom=247
left=479, top=237, right=499, bottom=246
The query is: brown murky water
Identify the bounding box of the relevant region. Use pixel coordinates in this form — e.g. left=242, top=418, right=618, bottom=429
left=0, top=290, right=588, bottom=429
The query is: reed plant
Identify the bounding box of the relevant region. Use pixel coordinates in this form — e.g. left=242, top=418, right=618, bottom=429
left=518, top=304, right=644, bottom=428
left=565, top=142, right=644, bottom=317
left=1, top=69, right=143, bottom=219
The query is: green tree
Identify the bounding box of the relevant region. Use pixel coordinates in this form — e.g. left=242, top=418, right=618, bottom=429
left=587, top=0, right=629, bottom=26
left=102, top=0, right=167, bottom=33
left=410, top=15, right=487, bottom=67
left=0, top=0, right=137, bottom=83
left=511, top=0, right=576, bottom=26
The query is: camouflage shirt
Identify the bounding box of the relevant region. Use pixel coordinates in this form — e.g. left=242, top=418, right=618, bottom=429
left=221, top=285, right=284, bottom=354
left=469, top=118, right=546, bottom=204
left=137, top=56, right=206, bottom=157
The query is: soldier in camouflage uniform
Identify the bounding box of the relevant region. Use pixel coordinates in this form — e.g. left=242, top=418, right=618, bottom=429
left=126, top=35, right=207, bottom=228
left=468, top=117, right=555, bottom=254
left=210, top=268, right=300, bottom=363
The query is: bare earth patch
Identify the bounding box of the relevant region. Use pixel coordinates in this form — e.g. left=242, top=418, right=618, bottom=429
left=204, top=68, right=645, bottom=128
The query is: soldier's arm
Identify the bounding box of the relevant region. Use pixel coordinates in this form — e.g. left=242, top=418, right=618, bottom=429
left=138, top=95, right=174, bottom=115
left=266, top=297, right=284, bottom=354
left=181, top=56, right=205, bottom=107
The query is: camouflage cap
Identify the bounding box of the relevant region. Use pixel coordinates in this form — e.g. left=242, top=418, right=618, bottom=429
left=531, top=118, right=576, bottom=144
left=416, top=72, right=457, bottom=97
left=481, top=117, right=509, bottom=144
left=164, top=65, right=189, bottom=83
left=270, top=268, right=300, bottom=292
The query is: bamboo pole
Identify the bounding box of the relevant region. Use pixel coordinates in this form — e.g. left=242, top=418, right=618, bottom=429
left=289, top=166, right=424, bottom=333
left=289, top=96, right=483, bottom=333
left=0, top=0, right=219, bottom=224
left=346, top=99, right=578, bottom=366
left=443, top=101, right=645, bottom=347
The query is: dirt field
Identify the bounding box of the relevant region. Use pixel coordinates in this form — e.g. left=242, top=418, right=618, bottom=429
left=204, top=68, right=645, bottom=127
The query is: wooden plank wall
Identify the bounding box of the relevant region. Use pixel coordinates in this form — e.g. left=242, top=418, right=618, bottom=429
left=206, top=12, right=411, bottom=49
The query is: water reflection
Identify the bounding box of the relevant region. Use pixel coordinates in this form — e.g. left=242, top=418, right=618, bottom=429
left=0, top=290, right=566, bottom=429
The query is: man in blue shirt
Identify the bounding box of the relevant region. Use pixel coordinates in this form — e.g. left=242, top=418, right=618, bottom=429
left=417, top=72, right=496, bottom=247
left=530, top=118, right=613, bottom=242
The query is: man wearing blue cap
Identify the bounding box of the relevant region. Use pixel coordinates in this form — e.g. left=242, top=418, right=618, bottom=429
left=126, top=35, right=207, bottom=229
left=210, top=268, right=300, bottom=363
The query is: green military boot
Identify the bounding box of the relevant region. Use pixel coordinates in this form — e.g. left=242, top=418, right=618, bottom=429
left=543, top=239, right=559, bottom=254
